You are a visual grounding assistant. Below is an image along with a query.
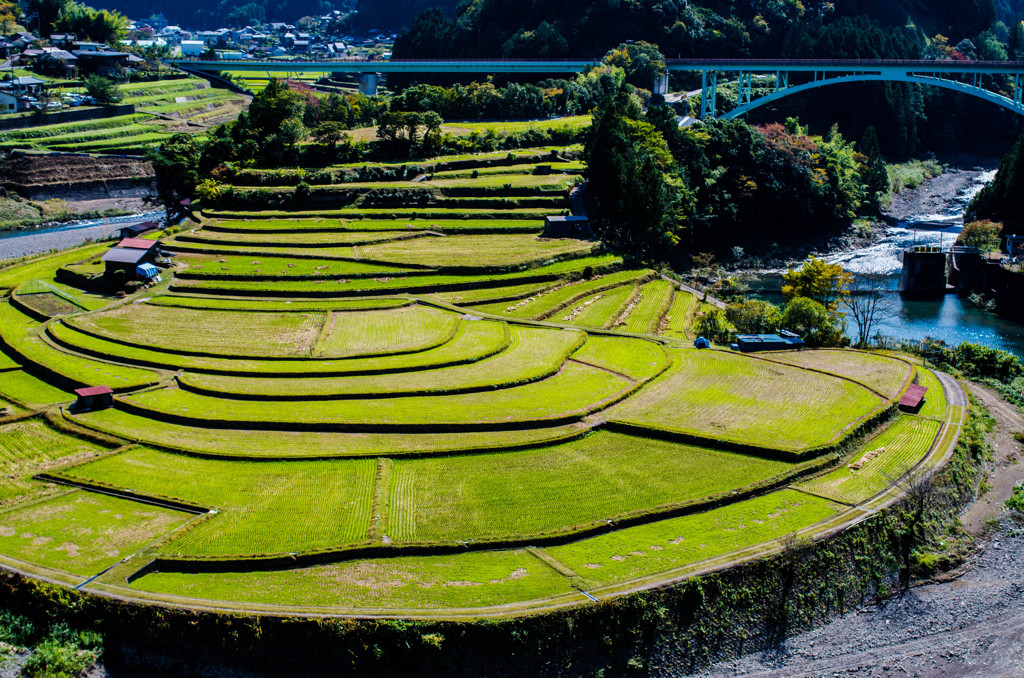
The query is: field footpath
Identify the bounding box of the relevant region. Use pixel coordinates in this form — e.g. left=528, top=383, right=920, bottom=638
left=17, top=371, right=965, bottom=622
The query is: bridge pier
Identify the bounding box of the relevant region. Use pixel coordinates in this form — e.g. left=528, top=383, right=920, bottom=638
left=700, top=71, right=717, bottom=119
left=654, top=73, right=669, bottom=96
left=357, top=73, right=380, bottom=96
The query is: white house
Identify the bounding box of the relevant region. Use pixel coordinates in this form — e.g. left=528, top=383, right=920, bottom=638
left=179, top=40, right=205, bottom=57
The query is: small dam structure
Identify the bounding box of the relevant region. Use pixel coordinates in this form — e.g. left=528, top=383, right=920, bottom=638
left=898, top=245, right=950, bottom=296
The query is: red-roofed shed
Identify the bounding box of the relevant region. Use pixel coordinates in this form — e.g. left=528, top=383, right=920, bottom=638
left=117, top=237, right=158, bottom=250
left=898, top=384, right=927, bottom=412
left=73, top=385, right=113, bottom=411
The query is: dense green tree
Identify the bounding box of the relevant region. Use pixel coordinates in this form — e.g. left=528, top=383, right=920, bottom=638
left=781, top=256, right=853, bottom=312
left=859, top=126, right=889, bottom=211
left=84, top=75, right=120, bottom=104
left=957, top=220, right=1004, bottom=250
left=780, top=296, right=846, bottom=347
left=584, top=90, right=692, bottom=262
left=968, top=128, right=1024, bottom=231
left=52, top=2, right=128, bottom=43
left=725, top=299, right=782, bottom=335
left=603, top=41, right=665, bottom=91
left=147, top=133, right=203, bottom=222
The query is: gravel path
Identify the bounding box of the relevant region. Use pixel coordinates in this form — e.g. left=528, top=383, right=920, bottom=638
left=0, top=213, right=162, bottom=262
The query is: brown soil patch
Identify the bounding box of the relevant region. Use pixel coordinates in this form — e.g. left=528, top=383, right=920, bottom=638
left=962, top=383, right=1024, bottom=536
left=5, top=154, right=154, bottom=186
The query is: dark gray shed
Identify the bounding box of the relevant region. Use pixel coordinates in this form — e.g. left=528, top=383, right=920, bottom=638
left=543, top=215, right=595, bottom=239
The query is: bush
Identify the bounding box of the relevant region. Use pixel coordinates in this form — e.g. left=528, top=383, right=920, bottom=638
left=22, top=638, right=100, bottom=678
left=294, top=181, right=311, bottom=202
left=780, top=297, right=846, bottom=347
left=726, top=300, right=782, bottom=335
left=84, top=75, right=121, bottom=105
left=1006, top=484, right=1024, bottom=514
left=0, top=610, right=35, bottom=646
left=957, top=220, right=1003, bottom=252
left=695, top=308, right=732, bottom=343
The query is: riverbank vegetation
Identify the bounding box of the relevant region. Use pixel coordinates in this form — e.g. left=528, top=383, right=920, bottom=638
left=968, top=128, right=1024, bottom=232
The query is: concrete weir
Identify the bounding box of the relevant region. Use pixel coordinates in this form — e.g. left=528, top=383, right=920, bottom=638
left=898, top=246, right=949, bottom=296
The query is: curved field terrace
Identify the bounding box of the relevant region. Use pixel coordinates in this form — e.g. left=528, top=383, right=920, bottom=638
left=0, top=148, right=965, bottom=618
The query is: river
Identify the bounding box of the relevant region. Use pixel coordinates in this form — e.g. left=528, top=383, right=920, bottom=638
left=743, top=168, right=1024, bottom=356
left=0, top=211, right=165, bottom=262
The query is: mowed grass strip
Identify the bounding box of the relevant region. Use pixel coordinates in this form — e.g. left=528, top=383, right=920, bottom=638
left=60, top=447, right=376, bottom=558
left=66, top=305, right=326, bottom=358
left=131, top=548, right=576, bottom=610
left=71, top=407, right=591, bottom=458
left=619, top=280, right=675, bottom=334
left=430, top=281, right=556, bottom=306
left=49, top=317, right=509, bottom=376
left=915, top=368, right=948, bottom=419
left=796, top=415, right=941, bottom=504
left=609, top=350, right=884, bottom=452
left=0, top=303, right=161, bottom=390
left=475, top=269, right=651, bottom=319
left=179, top=229, right=418, bottom=247
left=0, top=490, right=192, bottom=576
left=144, top=295, right=412, bottom=313
left=121, top=361, right=631, bottom=428
left=314, top=305, right=461, bottom=358
left=387, top=431, right=790, bottom=544
left=207, top=218, right=543, bottom=234
left=762, top=349, right=913, bottom=400
left=356, top=234, right=597, bottom=269
left=177, top=253, right=419, bottom=278
left=169, top=254, right=623, bottom=297
left=662, top=291, right=695, bottom=339
left=571, top=336, right=669, bottom=381
left=545, top=489, right=841, bottom=586
left=562, top=285, right=635, bottom=328
left=182, top=325, right=583, bottom=399
left=0, top=418, right=112, bottom=504
left=0, top=370, right=72, bottom=408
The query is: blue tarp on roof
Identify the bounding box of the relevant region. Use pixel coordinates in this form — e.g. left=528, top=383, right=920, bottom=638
left=136, top=263, right=159, bottom=279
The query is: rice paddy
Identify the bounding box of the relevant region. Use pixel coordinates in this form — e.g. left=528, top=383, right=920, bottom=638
left=0, top=76, right=250, bottom=154
left=0, top=142, right=958, bottom=615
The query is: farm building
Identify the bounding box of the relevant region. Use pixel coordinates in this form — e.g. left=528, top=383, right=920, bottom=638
left=543, top=215, right=595, bottom=239
left=734, top=332, right=805, bottom=352
left=898, top=384, right=928, bottom=413
left=117, top=237, right=159, bottom=252
left=119, top=221, right=158, bottom=239
left=101, top=247, right=149, bottom=276
left=72, top=385, right=113, bottom=412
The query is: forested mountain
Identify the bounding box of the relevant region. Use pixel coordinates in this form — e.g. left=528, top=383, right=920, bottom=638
left=91, top=0, right=344, bottom=28
left=350, top=0, right=459, bottom=31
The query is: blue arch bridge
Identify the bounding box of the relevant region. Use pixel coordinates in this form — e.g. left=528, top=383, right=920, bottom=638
left=172, top=58, right=1024, bottom=117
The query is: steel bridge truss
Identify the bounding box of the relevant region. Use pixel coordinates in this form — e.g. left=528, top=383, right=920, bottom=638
left=671, top=60, right=1024, bottom=119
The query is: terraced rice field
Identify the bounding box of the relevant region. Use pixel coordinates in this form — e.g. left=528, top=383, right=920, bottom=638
left=0, top=76, right=249, bottom=154
left=0, top=418, right=114, bottom=503
left=795, top=415, right=942, bottom=504
left=762, top=349, right=914, bottom=399
left=0, top=144, right=956, bottom=615
left=608, top=350, right=887, bottom=452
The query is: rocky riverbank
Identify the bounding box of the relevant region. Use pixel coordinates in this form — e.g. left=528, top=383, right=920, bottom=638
left=883, top=163, right=997, bottom=224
